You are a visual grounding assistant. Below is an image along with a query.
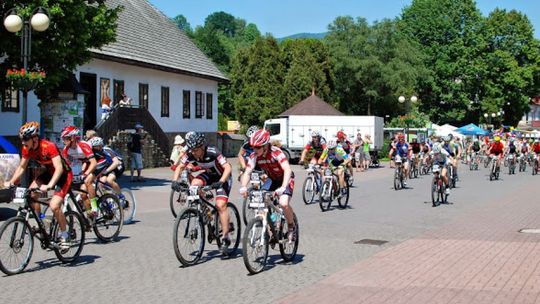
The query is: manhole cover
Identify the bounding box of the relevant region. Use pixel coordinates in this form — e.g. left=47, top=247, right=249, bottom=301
left=519, top=228, right=540, bottom=234
left=354, top=239, right=388, bottom=246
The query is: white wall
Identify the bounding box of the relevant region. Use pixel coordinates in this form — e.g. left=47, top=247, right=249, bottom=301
left=77, top=59, right=219, bottom=133
left=0, top=58, right=219, bottom=136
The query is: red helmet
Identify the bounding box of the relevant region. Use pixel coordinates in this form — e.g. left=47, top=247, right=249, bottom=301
left=337, top=131, right=345, bottom=140
left=398, top=133, right=405, bottom=140
left=61, top=126, right=80, bottom=139
left=250, top=129, right=270, bottom=147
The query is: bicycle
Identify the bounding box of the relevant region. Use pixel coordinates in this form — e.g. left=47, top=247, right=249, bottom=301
left=393, top=155, right=406, bottom=190
left=518, top=154, right=527, bottom=172
left=242, top=170, right=270, bottom=225
left=302, top=163, right=322, bottom=205
left=242, top=190, right=299, bottom=274
left=447, top=163, right=457, bottom=188
left=483, top=153, right=492, bottom=168
left=489, top=155, right=501, bottom=181
left=64, top=176, right=123, bottom=242
left=319, top=166, right=349, bottom=212
left=94, top=176, right=136, bottom=225
left=170, top=170, right=190, bottom=217
left=0, top=187, right=85, bottom=275
left=506, top=153, right=517, bottom=175
left=532, top=155, right=539, bottom=176
left=431, top=164, right=448, bottom=207
left=409, top=154, right=419, bottom=179
left=172, top=184, right=241, bottom=266
left=469, top=152, right=480, bottom=171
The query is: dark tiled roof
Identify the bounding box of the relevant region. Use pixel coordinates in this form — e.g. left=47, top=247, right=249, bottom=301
left=279, top=93, right=343, bottom=116
left=90, top=0, right=227, bottom=82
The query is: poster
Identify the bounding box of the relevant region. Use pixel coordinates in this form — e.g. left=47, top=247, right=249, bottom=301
left=100, top=78, right=111, bottom=106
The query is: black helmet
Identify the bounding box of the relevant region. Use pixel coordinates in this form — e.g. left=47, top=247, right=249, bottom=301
left=186, top=132, right=206, bottom=149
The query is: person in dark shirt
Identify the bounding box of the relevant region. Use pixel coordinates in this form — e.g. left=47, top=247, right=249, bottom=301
left=129, top=123, right=145, bottom=182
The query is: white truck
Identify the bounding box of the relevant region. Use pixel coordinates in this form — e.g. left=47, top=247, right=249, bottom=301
left=264, top=115, right=384, bottom=161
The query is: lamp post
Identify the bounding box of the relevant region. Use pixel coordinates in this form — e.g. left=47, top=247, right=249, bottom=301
left=398, top=95, right=417, bottom=139
left=3, top=7, right=50, bottom=124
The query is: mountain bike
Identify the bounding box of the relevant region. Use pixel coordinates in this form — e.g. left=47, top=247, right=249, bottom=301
left=242, top=190, right=299, bottom=274
left=242, top=170, right=270, bottom=225
left=302, top=164, right=322, bottom=205
left=489, top=155, right=501, bottom=181
left=0, top=187, right=85, bottom=275
left=483, top=154, right=492, bottom=168
left=518, top=154, right=527, bottom=172
left=447, top=163, right=457, bottom=188
left=507, top=153, right=516, bottom=175
left=409, top=154, right=419, bottom=179
left=469, top=152, right=480, bottom=171
left=170, top=170, right=191, bottom=218
left=431, top=164, right=448, bottom=207
left=173, top=184, right=241, bottom=266
left=393, top=155, right=405, bottom=190
left=532, top=155, right=539, bottom=176
left=94, top=177, right=136, bottom=225
left=319, top=166, right=349, bottom=211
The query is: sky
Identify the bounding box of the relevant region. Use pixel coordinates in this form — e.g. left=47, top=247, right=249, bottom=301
left=148, top=0, right=539, bottom=38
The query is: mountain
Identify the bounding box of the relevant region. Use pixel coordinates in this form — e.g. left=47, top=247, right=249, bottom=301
left=278, top=32, right=327, bottom=41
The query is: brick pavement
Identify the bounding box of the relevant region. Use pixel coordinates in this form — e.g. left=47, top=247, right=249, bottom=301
left=277, top=177, right=540, bottom=304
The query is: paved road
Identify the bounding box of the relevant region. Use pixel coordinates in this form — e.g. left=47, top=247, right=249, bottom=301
left=0, top=159, right=534, bottom=304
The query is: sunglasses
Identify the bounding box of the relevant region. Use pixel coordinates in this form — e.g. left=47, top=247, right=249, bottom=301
left=253, top=146, right=264, bottom=150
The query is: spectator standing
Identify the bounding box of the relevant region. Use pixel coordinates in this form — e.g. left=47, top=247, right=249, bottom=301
left=363, top=134, right=372, bottom=171
left=169, top=135, right=185, bottom=170
left=129, top=123, right=145, bottom=182
left=118, top=93, right=132, bottom=107
left=101, top=96, right=113, bottom=120
left=352, top=133, right=364, bottom=172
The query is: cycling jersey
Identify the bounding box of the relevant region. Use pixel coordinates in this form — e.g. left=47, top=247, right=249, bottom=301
left=63, top=141, right=95, bottom=175
left=247, top=146, right=289, bottom=182
left=490, top=142, right=505, bottom=155
left=508, top=143, right=517, bottom=154
left=533, top=144, right=540, bottom=154
left=432, top=149, right=450, bottom=166
left=339, top=139, right=353, bottom=154
left=304, top=137, right=327, bottom=158
left=241, top=141, right=254, bottom=159
left=411, top=143, right=421, bottom=154
left=93, top=149, right=113, bottom=175
left=442, top=143, right=456, bottom=157
left=320, top=146, right=349, bottom=169
left=472, top=142, right=481, bottom=152
left=395, top=142, right=409, bottom=158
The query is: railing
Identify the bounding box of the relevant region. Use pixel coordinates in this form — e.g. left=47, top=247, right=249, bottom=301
left=95, top=105, right=171, bottom=158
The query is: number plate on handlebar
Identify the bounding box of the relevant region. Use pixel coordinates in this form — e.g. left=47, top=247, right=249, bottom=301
left=189, top=186, right=199, bottom=196
left=324, top=168, right=332, bottom=176
left=13, top=187, right=26, bottom=204
left=250, top=173, right=260, bottom=182
left=73, top=175, right=84, bottom=184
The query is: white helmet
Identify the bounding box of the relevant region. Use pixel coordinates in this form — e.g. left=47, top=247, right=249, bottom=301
left=311, top=130, right=321, bottom=137
left=246, top=125, right=259, bottom=137
left=432, top=144, right=442, bottom=154
left=88, top=136, right=104, bottom=147
left=327, top=138, right=338, bottom=149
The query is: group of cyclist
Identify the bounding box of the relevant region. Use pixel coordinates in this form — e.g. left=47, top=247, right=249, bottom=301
left=4, top=121, right=125, bottom=250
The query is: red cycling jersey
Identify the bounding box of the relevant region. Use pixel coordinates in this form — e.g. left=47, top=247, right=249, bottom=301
left=533, top=143, right=540, bottom=154
left=490, top=142, right=504, bottom=154
left=22, top=139, right=70, bottom=175
left=247, top=146, right=288, bottom=182
left=62, top=141, right=95, bottom=175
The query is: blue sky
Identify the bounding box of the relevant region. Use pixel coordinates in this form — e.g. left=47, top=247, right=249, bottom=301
left=148, top=0, right=539, bottom=38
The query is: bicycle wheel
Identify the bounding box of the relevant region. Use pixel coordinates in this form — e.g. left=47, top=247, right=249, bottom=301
left=393, top=170, right=401, bottom=190
left=484, top=157, right=490, bottom=168
left=215, top=202, right=241, bottom=256
left=413, top=165, right=419, bottom=178
left=53, top=210, right=85, bottom=263
left=169, top=188, right=187, bottom=218
left=173, top=208, right=205, bottom=266
left=0, top=217, right=33, bottom=275
left=93, top=193, right=123, bottom=242
left=242, top=217, right=268, bottom=274
left=279, top=213, right=299, bottom=262
left=319, top=180, right=333, bottom=212
left=242, top=196, right=257, bottom=225
left=431, top=180, right=439, bottom=206
left=337, top=180, right=349, bottom=209
left=120, top=188, right=136, bottom=224
left=302, top=176, right=316, bottom=205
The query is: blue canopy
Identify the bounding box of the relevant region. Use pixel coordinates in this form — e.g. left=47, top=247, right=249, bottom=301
left=0, top=136, right=17, bottom=154
left=455, top=123, right=487, bottom=136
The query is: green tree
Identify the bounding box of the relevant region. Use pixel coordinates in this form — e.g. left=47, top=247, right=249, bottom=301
left=230, top=35, right=285, bottom=126
left=204, top=11, right=236, bottom=37
left=172, top=14, right=192, bottom=36
left=0, top=0, right=121, bottom=100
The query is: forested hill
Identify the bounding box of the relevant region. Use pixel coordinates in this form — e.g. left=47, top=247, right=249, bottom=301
left=278, top=32, right=327, bottom=41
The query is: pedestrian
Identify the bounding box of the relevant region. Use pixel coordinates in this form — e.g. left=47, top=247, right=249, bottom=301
left=169, top=134, right=185, bottom=170
left=101, top=96, right=112, bottom=120
left=128, top=123, right=145, bottom=182
left=118, top=93, right=132, bottom=107
left=363, top=134, right=372, bottom=171
left=352, top=133, right=364, bottom=172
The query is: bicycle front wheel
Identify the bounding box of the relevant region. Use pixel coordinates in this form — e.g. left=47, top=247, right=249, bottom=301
left=0, top=217, right=33, bottom=275
left=337, top=181, right=349, bottom=209
left=242, top=196, right=257, bottom=225
left=120, top=188, right=137, bottom=224
left=53, top=210, right=85, bottom=263
left=93, top=193, right=123, bottom=242
left=242, top=217, right=268, bottom=274
left=173, top=208, right=205, bottom=266
left=319, top=180, right=333, bottom=212
left=169, top=188, right=187, bottom=218
left=302, top=176, right=315, bottom=205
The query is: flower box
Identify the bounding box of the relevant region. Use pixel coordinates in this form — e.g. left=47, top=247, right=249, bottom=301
left=5, top=68, right=46, bottom=91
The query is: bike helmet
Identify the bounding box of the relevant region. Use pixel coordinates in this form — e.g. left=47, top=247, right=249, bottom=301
left=397, top=133, right=405, bottom=140
left=494, top=136, right=501, bottom=142
left=245, top=125, right=259, bottom=138
left=61, top=125, right=80, bottom=139
left=185, top=132, right=206, bottom=149
left=442, top=135, right=451, bottom=142
left=88, top=136, right=104, bottom=147
left=134, top=123, right=143, bottom=129
left=337, top=130, right=345, bottom=140
left=250, top=129, right=270, bottom=147
left=311, top=130, right=321, bottom=137
left=19, top=121, right=39, bottom=139
left=327, top=138, right=338, bottom=149
left=432, top=144, right=442, bottom=154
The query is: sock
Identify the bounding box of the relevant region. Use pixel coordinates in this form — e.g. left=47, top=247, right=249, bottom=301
left=61, top=231, right=69, bottom=239
left=90, top=198, right=98, bottom=211
left=118, top=193, right=125, bottom=199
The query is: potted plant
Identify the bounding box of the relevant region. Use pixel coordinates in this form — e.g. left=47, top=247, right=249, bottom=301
left=5, top=68, right=46, bottom=91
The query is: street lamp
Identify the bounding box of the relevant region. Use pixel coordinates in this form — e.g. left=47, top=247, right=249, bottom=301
left=3, top=7, right=50, bottom=124
left=398, top=95, right=418, bottom=138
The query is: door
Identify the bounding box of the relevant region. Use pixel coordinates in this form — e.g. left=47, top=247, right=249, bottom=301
left=80, top=73, right=97, bottom=131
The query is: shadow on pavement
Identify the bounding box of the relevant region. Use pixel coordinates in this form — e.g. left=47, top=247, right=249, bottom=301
left=118, top=176, right=170, bottom=189
left=246, top=253, right=305, bottom=276
left=25, top=254, right=100, bottom=274
left=85, top=235, right=130, bottom=245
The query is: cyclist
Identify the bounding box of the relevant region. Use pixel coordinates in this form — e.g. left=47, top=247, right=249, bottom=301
left=431, top=144, right=452, bottom=195
left=421, top=139, right=432, bottom=168
left=467, top=138, right=482, bottom=165
left=61, top=125, right=99, bottom=217
left=388, top=133, right=411, bottom=186
left=4, top=122, right=72, bottom=249
left=237, top=125, right=259, bottom=181
left=488, top=135, right=505, bottom=170
left=532, top=139, right=540, bottom=172
left=505, top=138, right=518, bottom=167
left=336, top=131, right=354, bottom=181
left=173, top=132, right=233, bottom=254
left=442, top=136, right=460, bottom=180
left=410, top=138, right=421, bottom=173
left=239, top=129, right=296, bottom=242
left=299, top=130, right=326, bottom=166
left=87, top=137, right=123, bottom=199
left=317, top=138, right=351, bottom=196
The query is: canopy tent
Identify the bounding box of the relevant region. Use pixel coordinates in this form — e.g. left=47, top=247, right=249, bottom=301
left=455, top=123, right=488, bottom=136
left=432, top=124, right=463, bottom=139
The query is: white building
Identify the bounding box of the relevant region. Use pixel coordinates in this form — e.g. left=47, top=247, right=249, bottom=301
left=1, top=0, right=227, bottom=140
left=519, top=97, right=540, bottom=130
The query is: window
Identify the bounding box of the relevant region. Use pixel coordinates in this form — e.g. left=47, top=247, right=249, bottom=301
left=1, top=87, right=19, bottom=112
left=161, top=87, right=169, bottom=117
left=266, top=123, right=281, bottom=136
left=113, top=80, right=124, bottom=104
left=139, top=83, right=149, bottom=109
left=183, top=90, right=191, bottom=118
left=206, top=93, right=213, bottom=119
left=195, top=91, right=204, bottom=118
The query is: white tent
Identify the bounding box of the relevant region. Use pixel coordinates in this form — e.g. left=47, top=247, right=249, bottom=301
left=432, top=123, right=464, bottom=138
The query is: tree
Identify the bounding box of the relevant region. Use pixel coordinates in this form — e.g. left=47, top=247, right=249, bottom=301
left=172, top=14, right=192, bottom=36
left=204, top=11, right=236, bottom=37
left=0, top=0, right=121, bottom=100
